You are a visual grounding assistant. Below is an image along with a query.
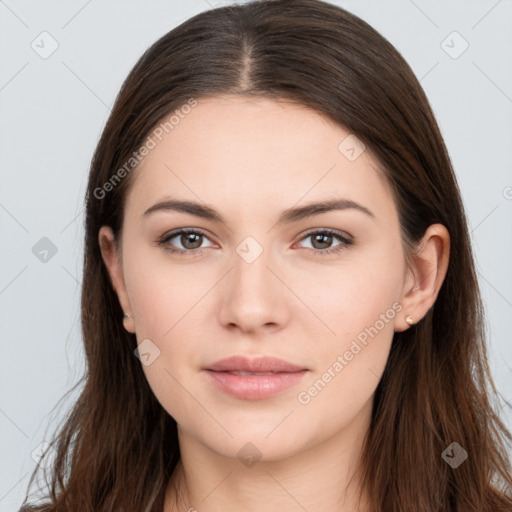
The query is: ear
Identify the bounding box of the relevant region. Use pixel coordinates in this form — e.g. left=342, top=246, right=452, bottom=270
left=394, top=223, right=450, bottom=332
left=98, top=226, right=135, bottom=333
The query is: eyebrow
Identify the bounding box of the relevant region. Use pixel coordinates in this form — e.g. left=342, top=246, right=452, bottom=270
left=143, top=197, right=376, bottom=225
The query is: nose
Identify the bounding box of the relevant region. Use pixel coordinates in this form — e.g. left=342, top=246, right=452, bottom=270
left=217, top=239, right=289, bottom=335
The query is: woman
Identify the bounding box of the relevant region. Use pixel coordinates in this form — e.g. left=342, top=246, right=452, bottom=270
left=20, top=0, right=512, bottom=510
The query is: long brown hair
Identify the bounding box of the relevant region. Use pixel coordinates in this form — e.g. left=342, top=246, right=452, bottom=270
left=20, top=0, right=512, bottom=510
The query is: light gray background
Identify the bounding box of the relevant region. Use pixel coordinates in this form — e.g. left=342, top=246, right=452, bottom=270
left=1, top=1, right=511, bottom=510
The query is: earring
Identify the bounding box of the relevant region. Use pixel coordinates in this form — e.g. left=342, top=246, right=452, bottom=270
left=405, top=315, right=413, bottom=326
left=122, top=312, right=134, bottom=333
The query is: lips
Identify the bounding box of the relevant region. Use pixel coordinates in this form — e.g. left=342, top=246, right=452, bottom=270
left=205, top=355, right=306, bottom=373
left=203, top=355, right=309, bottom=400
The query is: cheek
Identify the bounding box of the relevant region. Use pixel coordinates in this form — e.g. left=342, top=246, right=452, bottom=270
left=123, top=252, right=217, bottom=420
left=295, top=297, right=397, bottom=439
left=293, top=248, right=401, bottom=411
left=125, top=247, right=209, bottom=338
left=294, top=245, right=403, bottom=340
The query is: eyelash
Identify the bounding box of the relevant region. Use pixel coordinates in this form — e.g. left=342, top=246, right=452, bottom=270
left=157, top=228, right=353, bottom=257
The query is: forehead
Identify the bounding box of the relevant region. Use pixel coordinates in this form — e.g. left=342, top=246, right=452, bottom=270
left=123, top=95, right=396, bottom=227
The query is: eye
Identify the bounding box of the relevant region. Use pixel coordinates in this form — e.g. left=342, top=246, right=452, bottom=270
left=158, top=228, right=215, bottom=255
left=295, top=229, right=353, bottom=256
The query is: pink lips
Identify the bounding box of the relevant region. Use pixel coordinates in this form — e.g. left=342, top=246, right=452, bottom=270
left=203, top=355, right=308, bottom=400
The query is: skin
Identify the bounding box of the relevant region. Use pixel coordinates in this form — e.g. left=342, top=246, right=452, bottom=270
left=99, top=95, right=450, bottom=512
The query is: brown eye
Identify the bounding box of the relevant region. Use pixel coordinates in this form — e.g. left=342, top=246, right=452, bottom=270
left=311, top=232, right=334, bottom=249
left=179, top=232, right=203, bottom=249
left=297, top=229, right=353, bottom=256
left=158, top=228, right=214, bottom=255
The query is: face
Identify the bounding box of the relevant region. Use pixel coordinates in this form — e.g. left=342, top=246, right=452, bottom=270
left=99, top=95, right=419, bottom=462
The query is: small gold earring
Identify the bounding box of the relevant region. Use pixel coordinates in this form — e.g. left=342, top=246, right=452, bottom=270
left=405, top=315, right=413, bottom=326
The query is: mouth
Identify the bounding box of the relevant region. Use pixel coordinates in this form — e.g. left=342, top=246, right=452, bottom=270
left=205, top=355, right=307, bottom=373
left=203, top=356, right=309, bottom=400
